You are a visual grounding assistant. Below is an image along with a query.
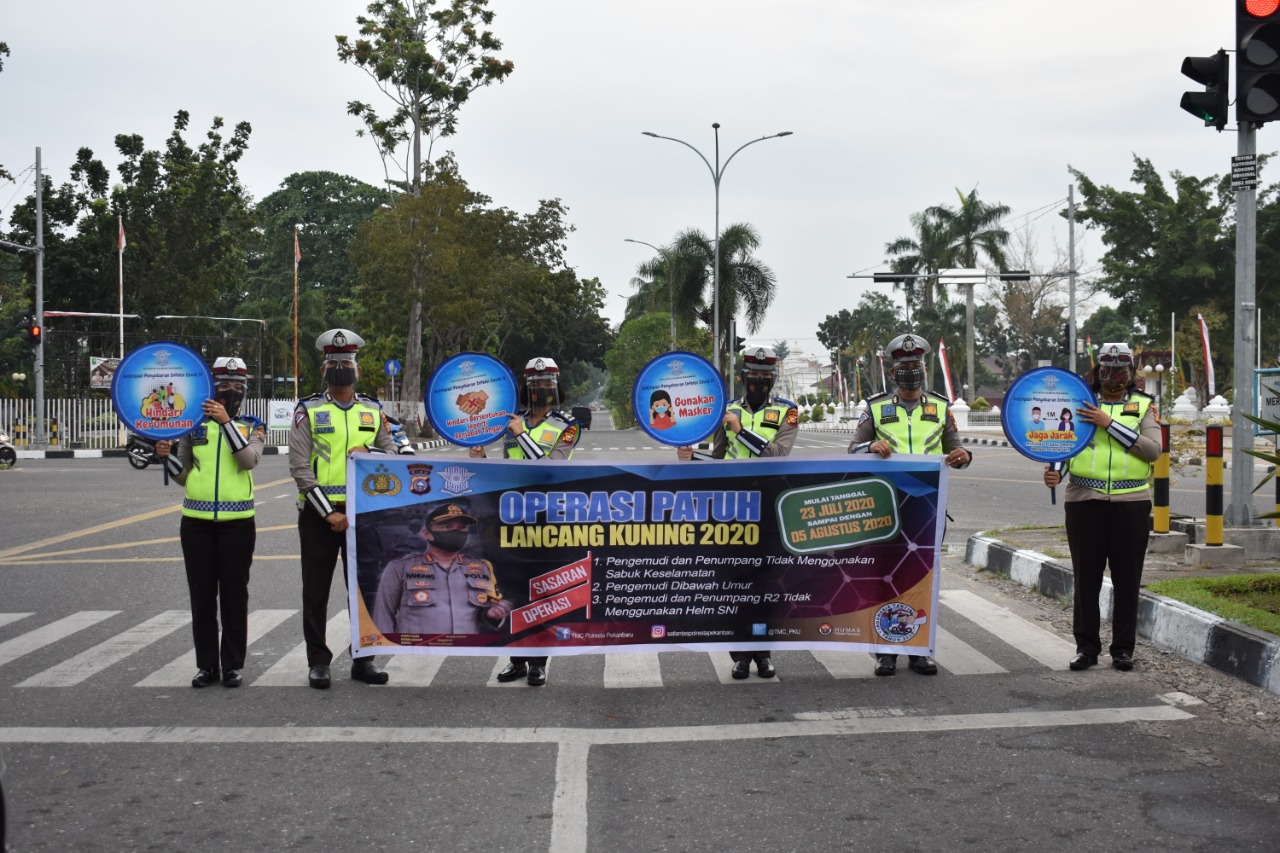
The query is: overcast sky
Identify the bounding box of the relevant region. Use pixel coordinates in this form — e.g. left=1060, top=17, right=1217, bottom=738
left=0, top=0, right=1242, bottom=359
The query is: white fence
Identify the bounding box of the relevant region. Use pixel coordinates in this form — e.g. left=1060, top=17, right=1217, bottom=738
left=0, top=398, right=428, bottom=449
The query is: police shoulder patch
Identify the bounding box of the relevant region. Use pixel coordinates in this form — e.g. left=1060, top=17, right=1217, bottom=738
left=785, top=407, right=799, bottom=425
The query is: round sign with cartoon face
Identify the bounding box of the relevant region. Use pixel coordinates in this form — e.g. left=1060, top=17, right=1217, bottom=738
left=631, top=351, right=727, bottom=446
left=110, top=341, right=214, bottom=440
left=425, top=352, right=519, bottom=447
left=1000, top=367, right=1098, bottom=462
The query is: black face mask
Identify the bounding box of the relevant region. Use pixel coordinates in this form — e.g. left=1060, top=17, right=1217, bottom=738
left=528, top=388, right=558, bottom=411
left=215, top=389, right=244, bottom=418
left=428, top=529, right=469, bottom=553
left=893, top=365, right=925, bottom=392
left=743, top=373, right=774, bottom=408
left=324, top=365, right=357, bottom=387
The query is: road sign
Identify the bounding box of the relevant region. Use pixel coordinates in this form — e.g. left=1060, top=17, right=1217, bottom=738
left=384, top=359, right=401, bottom=377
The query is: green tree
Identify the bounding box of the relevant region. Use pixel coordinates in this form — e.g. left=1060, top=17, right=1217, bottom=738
left=673, top=223, right=778, bottom=366
left=243, top=171, right=387, bottom=384
left=928, top=187, right=1012, bottom=271
left=603, top=313, right=712, bottom=428
left=884, top=209, right=953, bottom=311
left=337, top=0, right=515, bottom=420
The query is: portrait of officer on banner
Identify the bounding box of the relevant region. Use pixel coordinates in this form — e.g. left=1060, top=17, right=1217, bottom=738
left=371, top=502, right=513, bottom=639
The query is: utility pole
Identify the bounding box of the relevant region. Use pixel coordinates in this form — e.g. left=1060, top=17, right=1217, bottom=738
left=1229, top=123, right=1257, bottom=526
left=34, top=147, right=46, bottom=446
left=1067, top=183, right=1077, bottom=374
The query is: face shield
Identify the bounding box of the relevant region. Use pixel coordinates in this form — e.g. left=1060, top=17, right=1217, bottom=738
left=322, top=358, right=359, bottom=388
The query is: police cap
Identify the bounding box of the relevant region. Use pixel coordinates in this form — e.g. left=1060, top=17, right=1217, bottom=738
left=1097, top=342, right=1134, bottom=366
left=741, top=346, right=778, bottom=374
left=211, top=356, right=249, bottom=382
left=886, top=333, right=931, bottom=364
left=425, top=503, right=476, bottom=526
left=316, top=328, right=364, bottom=362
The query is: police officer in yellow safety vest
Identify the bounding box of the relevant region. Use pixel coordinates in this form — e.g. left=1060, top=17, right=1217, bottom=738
left=677, top=346, right=799, bottom=680
left=848, top=333, right=972, bottom=677
left=470, top=356, right=581, bottom=686
left=1043, top=342, right=1160, bottom=673
left=289, top=328, right=407, bottom=689
left=156, top=356, right=265, bottom=689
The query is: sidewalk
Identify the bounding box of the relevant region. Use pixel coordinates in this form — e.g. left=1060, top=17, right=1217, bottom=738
left=966, top=526, right=1280, bottom=696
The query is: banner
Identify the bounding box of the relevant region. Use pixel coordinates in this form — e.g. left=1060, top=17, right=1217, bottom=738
left=938, top=338, right=955, bottom=401
left=267, top=399, right=296, bottom=431
left=89, top=356, right=120, bottom=391
left=346, top=454, right=946, bottom=657
left=1197, top=313, right=1216, bottom=396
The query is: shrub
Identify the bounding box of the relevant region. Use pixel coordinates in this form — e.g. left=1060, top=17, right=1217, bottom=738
left=971, top=397, right=990, bottom=411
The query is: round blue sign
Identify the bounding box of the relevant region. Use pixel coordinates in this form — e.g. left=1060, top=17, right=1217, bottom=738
left=424, top=352, right=519, bottom=447
left=631, top=351, right=727, bottom=447
left=110, top=341, right=214, bottom=440
left=1000, top=367, right=1098, bottom=462
left=385, top=359, right=401, bottom=377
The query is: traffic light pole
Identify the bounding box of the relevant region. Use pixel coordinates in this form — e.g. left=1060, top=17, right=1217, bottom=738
left=1230, top=124, right=1258, bottom=527
left=34, top=146, right=46, bottom=447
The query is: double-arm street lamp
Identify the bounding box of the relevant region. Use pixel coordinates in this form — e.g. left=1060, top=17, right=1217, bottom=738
left=642, top=123, right=793, bottom=373
left=623, top=238, right=676, bottom=351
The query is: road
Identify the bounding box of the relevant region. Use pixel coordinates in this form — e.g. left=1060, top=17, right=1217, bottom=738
left=0, top=413, right=1277, bottom=851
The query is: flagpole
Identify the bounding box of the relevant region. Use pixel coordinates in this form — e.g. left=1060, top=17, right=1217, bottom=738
left=117, top=215, right=125, bottom=358
left=293, top=227, right=300, bottom=399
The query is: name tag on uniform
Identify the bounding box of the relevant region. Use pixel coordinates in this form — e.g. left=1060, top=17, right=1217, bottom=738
left=190, top=425, right=208, bottom=445
left=314, top=426, right=335, bottom=434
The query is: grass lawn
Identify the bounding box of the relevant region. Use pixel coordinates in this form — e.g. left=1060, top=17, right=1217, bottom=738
left=1146, top=575, right=1280, bottom=636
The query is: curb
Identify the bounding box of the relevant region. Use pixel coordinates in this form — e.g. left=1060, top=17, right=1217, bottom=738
left=965, top=534, right=1280, bottom=695
left=13, top=438, right=454, bottom=460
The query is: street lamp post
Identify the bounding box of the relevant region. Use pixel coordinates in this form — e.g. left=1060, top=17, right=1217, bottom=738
left=642, top=123, right=793, bottom=373
left=623, top=238, right=676, bottom=351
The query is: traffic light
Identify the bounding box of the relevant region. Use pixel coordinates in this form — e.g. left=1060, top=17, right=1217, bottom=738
left=1237, top=0, right=1280, bottom=125
left=1057, top=323, right=1070, bottom=355
left=734, top=335, right=746, bottom=352
left=1180, top=49, right=1229, bottom=130
left=20, top=315, right=41, bottom=347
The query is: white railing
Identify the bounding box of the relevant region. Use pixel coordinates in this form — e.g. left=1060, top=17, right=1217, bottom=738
left=1, top=398, right=287, bottom=448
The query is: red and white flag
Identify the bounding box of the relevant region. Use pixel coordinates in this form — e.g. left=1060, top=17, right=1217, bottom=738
left=293, top=228, right=301, bottom=265
left=877, top=351, right=887, bottom=392
left=938, top=338, right=956, bottom=401
left=1196, top=312, right=1216, bottom=396
left=117, top=216, right=126, bottom=252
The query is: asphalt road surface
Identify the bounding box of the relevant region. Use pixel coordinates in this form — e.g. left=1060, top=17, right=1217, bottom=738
left=0, top=415, right=1277, bottom=852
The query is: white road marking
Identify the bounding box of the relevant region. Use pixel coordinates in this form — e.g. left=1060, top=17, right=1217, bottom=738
left=0, top=613, right=33, bottom=630
left=383, top=654, right=447, bottom=687
left=550, top=741, right=590, bottom=853
left=1159, top=691, right=1206, bottom=707
left=603, top=653, right=664, bottom=688
left=0, top=611, right=120, bottom=669
left=939, top=589, right=1074, bottom=670
left=18, top=611, right=191, bottom=687
left=135, top=609, right=295, bottom=687
left=251, top=610, right=350, bottom=687
left=934, top=626, right=1008, bottom=675
left=811, top=650, right=876, bottom=679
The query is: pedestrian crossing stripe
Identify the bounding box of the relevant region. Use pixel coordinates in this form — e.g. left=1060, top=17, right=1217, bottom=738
left=0, top=598, right=1079, bottom=689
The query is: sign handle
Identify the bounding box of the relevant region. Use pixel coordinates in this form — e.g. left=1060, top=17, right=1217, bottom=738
left=1049, top=460, right=1063, bottom=505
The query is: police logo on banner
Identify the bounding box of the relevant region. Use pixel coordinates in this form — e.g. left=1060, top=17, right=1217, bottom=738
left=874, top=603, right=927, bottom=643
left=407, top=463, right=435, bottom=496
left=361, top=463, right=402, bottom=497
left=436, top=464, right=475, bottom=496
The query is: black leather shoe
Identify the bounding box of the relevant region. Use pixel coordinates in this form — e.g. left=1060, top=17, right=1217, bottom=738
left=222, top=670, right=243, bottom=688
left=1112, top=652, right=1134, bottom=672
left=308, top=664, right=331, bottom=689
left=497, top=661, right=528, bottom=682
left=874, top=654, right=897, bottom=676
left=731, top=660, right=751, bottom=680
left=1069, top=653, right=1098, bottom=671
left=908, top=655, right=938, bottom=675
left=527, top=665, right=547, bottom=686
left=351, top=658, right=389, bottom=684
left=754, top=656, right=776, bottom=678
left=191, top=669, right=218, bottom=688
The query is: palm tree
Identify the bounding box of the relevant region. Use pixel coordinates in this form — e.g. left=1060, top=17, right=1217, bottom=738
left=628, top=223, right=778, bottom=366
left=927, top=187, right=1011, bottom=271
left=884, top=209, right=955, bottom=312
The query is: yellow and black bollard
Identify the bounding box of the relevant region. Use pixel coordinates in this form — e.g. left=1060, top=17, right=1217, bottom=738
left=49, top=417, right=60, bottom=446
left=1152, top=423, right=1170, bottom=534
left=12, top=417, right=26, bottom=446
left=1205, top=424, right=1224, bottom=546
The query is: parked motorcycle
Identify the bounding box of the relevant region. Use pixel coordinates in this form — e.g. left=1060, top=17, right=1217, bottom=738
left=385, top=415, right=414, bottom=454
left=0, top=429, right=15, bottom=469
left=125, top=434, right=160, bottom=469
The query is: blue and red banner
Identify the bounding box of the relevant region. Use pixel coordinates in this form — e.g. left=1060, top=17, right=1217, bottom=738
left=346, top=454, right=947, bottom=657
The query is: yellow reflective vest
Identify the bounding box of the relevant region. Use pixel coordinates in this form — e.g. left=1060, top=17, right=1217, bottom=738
left=868, top=392, right=952, bottom=455
left=182, top=419, right=259, bottom=520
left=302, top=397, right=383, bottom=502
left=503, top=411, right=580, bottom=459
left=1067, top=393, right=1153, bottom=495
left=722, top=400, right=793, bottom=459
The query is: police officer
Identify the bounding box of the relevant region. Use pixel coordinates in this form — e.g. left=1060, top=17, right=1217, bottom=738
left=470, top=356, right=581, bottom=686
left=372, top=504, right=513, bottom=635
left=290, top=329, right=405, bottom=689
left=1043, top=342, right=1160, bottom=672
left=677, top=346, right=798, bottom=680
left=849, top=333, right=971, bottom=676
left=156, top=357, right=265, bottom=688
